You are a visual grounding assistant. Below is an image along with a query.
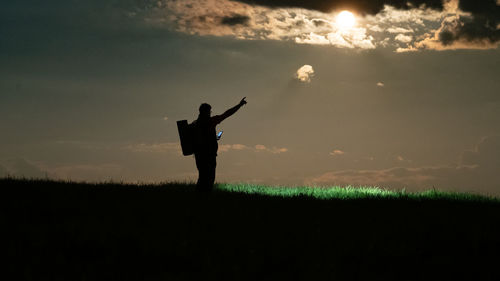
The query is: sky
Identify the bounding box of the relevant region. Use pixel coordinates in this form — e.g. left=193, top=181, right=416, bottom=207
left=1, top=0, right=499, bottom=195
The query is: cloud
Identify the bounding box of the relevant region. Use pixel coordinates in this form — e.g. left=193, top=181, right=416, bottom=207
left=150, top=0, right=376, bottom=49
left=329, top=149, right=345, bottom=156
left=368, top=4, right=442, bottom=25
left=368, top=24, right=384, bottom=32
left=124, top=141, right=287, bottom=155
left=395, top=46, right=418, bottom=52
left=307, top=135, right=500, bottom=195
left=221, top=14, right=250, bottom=25
left=233, top=0, right=445, bottom=15
left=255, top=144, right=288, bottom=154
left=395, top=33, right=413, bottom=43
left=376, top=82, right=385, bottom=87
left=212, top=143, right=289, bottom=154
left=295, top=32, right=331, bottom=45
left=413, top=13, right=500, bottom=50
left=295, top=28, right=376, bottom=48
left=305, top=164, right=495, bottom=194
left=387, top=27, right=414, bottom=33
left=124, top=142, right=182, bottom=154
left=255, top=144, right=266, bottom=150
left=412, top=26, right=499, bottom=50
left=219, top=143, right=250, bottom=152
left=456, top=0, right=500, bottom=43
left=139, top=0, right=497, bottom=51
left=307, top=166, right=445, bottom=188
left=395, top=155, right=413, bottom=163
left=295, top=65, right=314, bottom=82
left=400, top=0, right=500, bottom=50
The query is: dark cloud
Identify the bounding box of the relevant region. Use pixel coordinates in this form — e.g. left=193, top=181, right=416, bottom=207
left=438, top=0, right=500, bottom=46
left=312, top=19, right=327, bottom=27
left=233, top=0, right=444, bottom=14
left=459, top=0, right=499, bottom=15
left=438, top=29, right=456, bottom=45
left=221, top=14, right=250, bottom=26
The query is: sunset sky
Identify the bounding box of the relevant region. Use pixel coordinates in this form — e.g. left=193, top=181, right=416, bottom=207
left=1, top=0, right=499, bottom=195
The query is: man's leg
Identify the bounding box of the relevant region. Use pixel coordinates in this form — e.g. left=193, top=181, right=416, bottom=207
left=207, top=156, right=217, bottom=191
left=195, top=154, right=211, bottom=192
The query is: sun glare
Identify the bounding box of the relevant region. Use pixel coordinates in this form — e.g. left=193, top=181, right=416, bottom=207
left=336, top=10, right=356, bottom=29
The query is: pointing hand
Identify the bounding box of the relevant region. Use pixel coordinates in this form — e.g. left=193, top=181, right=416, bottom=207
left=239, top=97, right=247, bottom=106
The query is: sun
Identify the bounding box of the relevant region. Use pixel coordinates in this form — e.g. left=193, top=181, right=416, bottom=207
left=336, top=10, right=356, bottom=29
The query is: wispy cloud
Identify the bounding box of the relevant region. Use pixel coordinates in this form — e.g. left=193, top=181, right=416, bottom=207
left=295, top=28, right=375, bottom=49
left=255, top=144, right=288, bottom=154
left=124, top=142, right=182, bottom=154
left=387, top=27, right=413, bottom=33
left=395, top=155, right=413, bottom=163
left=219, top=144, right=250, bottom=152
left=307, top=135, right=500, bottom=194
left=329, top=149, right=345, bottom=156
left=124, top=142, right=288, bottom=155
left=213, top=143, right=289, bottom=154
left=306, top=165, right=452, bottom=189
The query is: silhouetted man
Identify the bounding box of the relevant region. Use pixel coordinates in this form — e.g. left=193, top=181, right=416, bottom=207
left=193, top=97, right=247, bottom=192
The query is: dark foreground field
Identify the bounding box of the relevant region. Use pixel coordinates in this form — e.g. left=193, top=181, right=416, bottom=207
left=3, top=179, right=500, bottom=281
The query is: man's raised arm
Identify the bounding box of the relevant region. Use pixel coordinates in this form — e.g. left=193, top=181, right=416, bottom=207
left=218, top=97, right=247, bottom=122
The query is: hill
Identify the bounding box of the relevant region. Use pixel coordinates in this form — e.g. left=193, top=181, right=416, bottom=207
left=3, top=178, right=500, bottom=281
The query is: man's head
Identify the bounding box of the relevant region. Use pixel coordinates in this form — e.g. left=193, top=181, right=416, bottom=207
left=199, top=103, right=212, bottom=118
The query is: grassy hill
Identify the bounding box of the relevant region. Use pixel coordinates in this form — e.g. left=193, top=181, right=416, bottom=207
left=3, top=178, right=500, bottom=281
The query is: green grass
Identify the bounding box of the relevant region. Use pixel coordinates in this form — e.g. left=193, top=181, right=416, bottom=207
left=216, top=182, right=498, bottom=202
left=1, top=176, right=497, bottom=203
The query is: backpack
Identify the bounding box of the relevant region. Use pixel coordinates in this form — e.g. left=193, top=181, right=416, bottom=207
left=176, top=120, right=197, bottom=156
